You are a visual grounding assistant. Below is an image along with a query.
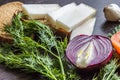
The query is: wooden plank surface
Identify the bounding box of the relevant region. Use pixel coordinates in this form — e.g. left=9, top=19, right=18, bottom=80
left=0, top=0, right=120, bottom=80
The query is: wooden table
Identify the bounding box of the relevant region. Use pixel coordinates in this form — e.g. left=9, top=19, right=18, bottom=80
left=0, top=0, right=120, bottom=80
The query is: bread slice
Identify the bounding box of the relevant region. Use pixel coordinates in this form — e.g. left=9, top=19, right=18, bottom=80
left=0, top=1, right=23, bottom=42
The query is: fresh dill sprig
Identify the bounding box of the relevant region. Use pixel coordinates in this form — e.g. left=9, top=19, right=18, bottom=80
left=93, top=59, right=120, bottom=80
left=108, top=25, right=120, bottom=38
left=1, top=13, right=80, bottom=80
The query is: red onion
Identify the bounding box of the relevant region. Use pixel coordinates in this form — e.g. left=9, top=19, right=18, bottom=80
left=66, top=35, right=113, bottom=69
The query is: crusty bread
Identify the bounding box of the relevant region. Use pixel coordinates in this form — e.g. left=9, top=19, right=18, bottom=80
left=0, top=1, right=23, bottom=42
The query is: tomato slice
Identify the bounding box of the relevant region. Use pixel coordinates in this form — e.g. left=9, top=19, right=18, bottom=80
left=111, top=31, right=120, bottom=54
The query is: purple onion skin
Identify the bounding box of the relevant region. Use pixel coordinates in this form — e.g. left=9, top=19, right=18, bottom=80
left=66, top=35, right=113, bottom=71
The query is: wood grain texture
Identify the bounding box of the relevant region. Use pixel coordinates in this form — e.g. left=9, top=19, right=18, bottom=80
left=0, top=0, right=120, bottom=80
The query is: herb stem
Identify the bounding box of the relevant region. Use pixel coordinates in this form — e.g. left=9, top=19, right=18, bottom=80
left=106, top=65, right=118, bottom=80
left=58, top=57, right=66, bottom=80
left=56, top=45, right=66, bottom=80
left=38, top=44, right=59, bottom=59
left=37, top=60, right=57, bottom=80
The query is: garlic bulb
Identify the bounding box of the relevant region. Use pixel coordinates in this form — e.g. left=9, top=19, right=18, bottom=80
left=104, top=4, right=120, bottom=21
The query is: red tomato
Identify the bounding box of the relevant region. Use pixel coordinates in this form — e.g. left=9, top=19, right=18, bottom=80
left=111, top=31, right=120, bottom=54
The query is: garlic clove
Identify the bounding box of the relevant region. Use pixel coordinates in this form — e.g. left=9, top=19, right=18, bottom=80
left=104, top=4, right=120, bottom=21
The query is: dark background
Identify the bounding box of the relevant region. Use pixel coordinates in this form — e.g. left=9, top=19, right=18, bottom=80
left=0, top=0, right=120, bottom=80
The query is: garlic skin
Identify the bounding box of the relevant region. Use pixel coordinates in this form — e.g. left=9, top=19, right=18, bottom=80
left=104, top=4, right=120, bottom=21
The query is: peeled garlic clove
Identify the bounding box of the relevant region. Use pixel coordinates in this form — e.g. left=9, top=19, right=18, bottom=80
left=104, top=4, right=120, bottom=21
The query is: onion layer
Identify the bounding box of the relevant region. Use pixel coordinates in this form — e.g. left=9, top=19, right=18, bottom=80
left=66, top=35, right=113, bottom=69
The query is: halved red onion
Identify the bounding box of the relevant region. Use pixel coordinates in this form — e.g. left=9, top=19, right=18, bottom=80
left=66, top=35, right=113, bottom=69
